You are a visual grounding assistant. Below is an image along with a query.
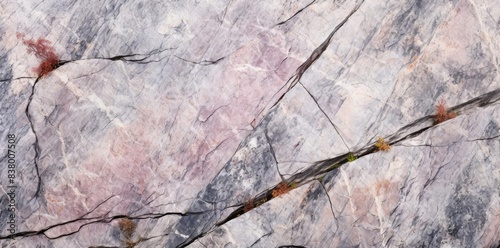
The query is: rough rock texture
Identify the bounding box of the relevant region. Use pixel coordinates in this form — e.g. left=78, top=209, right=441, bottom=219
left=0, top=0, right=499, bottom=247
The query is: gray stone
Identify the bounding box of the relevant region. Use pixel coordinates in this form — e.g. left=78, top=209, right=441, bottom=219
left=0, top=0, right=498, bottom=247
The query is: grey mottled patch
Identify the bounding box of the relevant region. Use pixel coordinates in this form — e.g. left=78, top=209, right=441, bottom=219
left=411, top=223, right=445, bottom=247
left=483, top=120, right=499, bottom=138
left=168, top=127, right=279, bottom=247
left=445, top=163, right=492, bottom=247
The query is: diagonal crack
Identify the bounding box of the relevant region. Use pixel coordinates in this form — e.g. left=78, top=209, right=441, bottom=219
left=286, top=0, right=365, bottom=90
left=249, top=231, right=273, bottom=247
left=299, top=82, right=350, bottom=151
left=255, top=0, right=366, bottom=126
left=171, top=3, right=369, bottom=246
left=311, top=88, right=500, bottom=182
left=83, top=88, right=497, bottom=247
left=190, top=88, right=500, bottom=246
left=275, top=0, right=317, bottom=26
left=148, top=87, right=499, bottom=248
left=264, top=127, right=284, bottom=181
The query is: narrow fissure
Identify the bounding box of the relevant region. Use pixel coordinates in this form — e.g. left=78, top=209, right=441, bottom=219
left=24, top=77, right=43, bottom=200
left=275, top=0, right=317, bottom=26
left=299, top=82, right=350, bottom=151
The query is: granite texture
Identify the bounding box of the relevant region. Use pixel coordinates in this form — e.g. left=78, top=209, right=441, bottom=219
left=0, top=0, right=499, bottom=247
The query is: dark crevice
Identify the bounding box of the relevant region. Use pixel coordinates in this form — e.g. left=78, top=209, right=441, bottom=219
left=451, top=88, right=500, bottom=112
left=418, top=160, right=450, bottom=202
left=252, top=71, right=294, bottom=126
left=175, top=202, right=243, bottom=248
left=303, top=88, right=500, bottom=186
left=249, top=231, right=273, bottom=247
left=216, top=189, right=274, bottom=227
left=275, top=0, right=317, bottom=26
left=97, top=47, right=176, bottom=64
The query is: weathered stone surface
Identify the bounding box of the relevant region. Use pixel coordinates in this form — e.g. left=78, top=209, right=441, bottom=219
left=0, top=0, right=498, bottom=247
left=193, top=103, right=500, bottom=248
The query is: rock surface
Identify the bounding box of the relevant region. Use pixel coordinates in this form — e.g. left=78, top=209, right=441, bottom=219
left=0, top=0, right=499, bottom=247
